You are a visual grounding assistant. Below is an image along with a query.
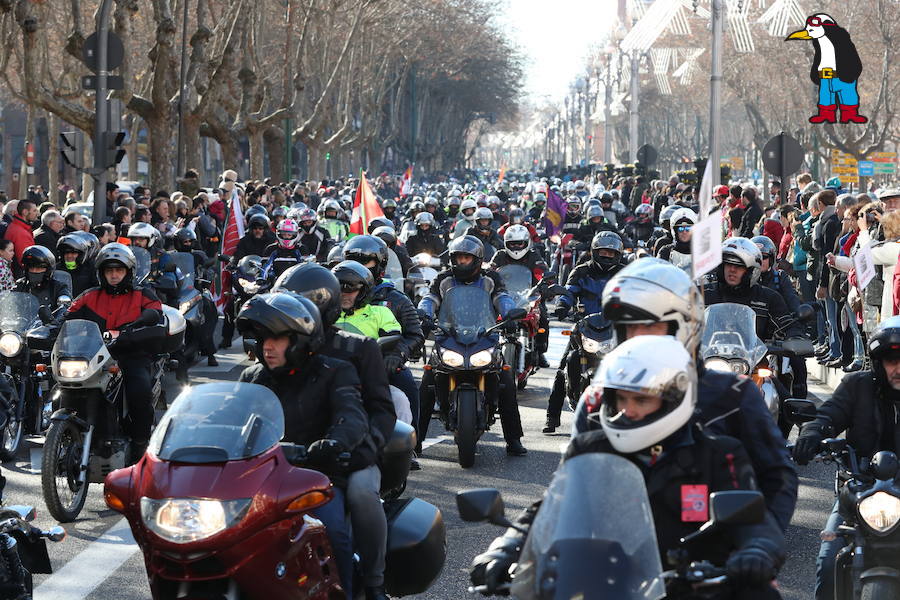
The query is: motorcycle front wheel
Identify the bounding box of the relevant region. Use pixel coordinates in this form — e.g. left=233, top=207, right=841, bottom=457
left=454, top=389, right=478, bottom=469
left=0, top=415, right=23, bottom=462
left=861, top=578, right=900, bottom=600
left=41, top=420, right=89, bottom=522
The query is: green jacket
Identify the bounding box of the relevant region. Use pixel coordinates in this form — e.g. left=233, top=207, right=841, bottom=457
left=335, top=303, right=402, bottom=339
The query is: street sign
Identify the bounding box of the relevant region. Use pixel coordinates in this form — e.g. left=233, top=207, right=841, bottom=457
left=831, top=150, right=859, bottom=184
left=25, top=143, right=34, bottom=167
left=82, top=32, right=125, bottom=72
left=858, top=161, right=875, bottom=176
left=729, top=156, right=745, bottom=170
left=762, top=133, right=804, bottom=178
left=751, top=169, right=761, bottom=180
left=637, top=144, right=658, bottom=166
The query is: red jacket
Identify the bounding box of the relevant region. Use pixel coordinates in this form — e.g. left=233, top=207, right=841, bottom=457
left=67, top=285, right=162, bottom=331
left=4, top=216, right=34, bottom=266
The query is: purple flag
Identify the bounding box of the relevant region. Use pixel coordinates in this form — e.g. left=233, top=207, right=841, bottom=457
left=542, top=188, right=568, bottom=237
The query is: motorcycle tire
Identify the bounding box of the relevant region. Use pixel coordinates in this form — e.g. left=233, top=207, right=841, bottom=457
left=861, top=578, right=900, bottom=600
left=41, top=420, right=89, bottom=522
left=455, top=389, right=478, bottom=469
left=0, top=415, right=23, bottom=462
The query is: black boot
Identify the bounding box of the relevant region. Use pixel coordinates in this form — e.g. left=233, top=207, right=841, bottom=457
left=207, top=354, right=219, bottom=367
left=365, top=586, right=389, bottom=600
left=506, top=438, right=527, bottom=456
left=542, top=414, right=561, bottom=434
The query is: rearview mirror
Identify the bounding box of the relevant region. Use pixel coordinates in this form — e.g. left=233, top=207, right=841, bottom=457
left=456, top=489, right=506, bottom=524
left=708, top=490, right=765, bottom=527
left=797, top=304, right=815, bottom=322
left=506, top=308, right=527, bottom=321
left=783, top=398, right=817, bottom=425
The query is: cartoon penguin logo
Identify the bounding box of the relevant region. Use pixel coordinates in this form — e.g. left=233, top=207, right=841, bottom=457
left=786, top=14, right=867, bottom=124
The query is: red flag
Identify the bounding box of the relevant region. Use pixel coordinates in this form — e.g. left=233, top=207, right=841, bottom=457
left=349, top=172, right=384, bottom=236
left=215, top=190, right=245, bottom=311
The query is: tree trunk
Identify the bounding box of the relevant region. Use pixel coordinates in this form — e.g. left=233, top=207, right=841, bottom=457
left=147, top=117, right=175, bottom=193
left=81, top=141, right=93, bottom=202
left=183, top=115, right=202, bottom=182
left=127, top=116, right=141, bottom=182
left=220, top=137, right=240, bottom=173
left=248, top=127, right=265, bottom=180
left=307, top=146, right=321, bottom=181
left=48, top=113, right=59, bottom=206
left=264, top=128, right=285, bottom=185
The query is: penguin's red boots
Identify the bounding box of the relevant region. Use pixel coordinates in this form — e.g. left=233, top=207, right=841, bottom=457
left=809, top=104, right=837, bottom=124
left=839, top=105, right=868, bottom=124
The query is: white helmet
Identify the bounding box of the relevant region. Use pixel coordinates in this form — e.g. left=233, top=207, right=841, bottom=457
left=669, top=207, right=698, bottom=238
left=503, top=225, right=531, bottom=260
left=721, top=237, right=763, bottom=288
left=602, top=258, right=703, bottom=356
left=589, top=335, right=696, bottom=453
left=127, top=222, right=161, bottom=250
left=459, top=199, right=478, bottom=221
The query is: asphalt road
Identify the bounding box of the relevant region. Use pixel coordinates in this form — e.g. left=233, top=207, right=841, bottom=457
left=9, top=323, right=836, bottom=600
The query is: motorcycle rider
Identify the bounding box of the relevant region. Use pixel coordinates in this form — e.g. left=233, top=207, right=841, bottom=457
left=320, top=199, right=349, bottom=242
left=573, top=205, right=617, bottom=248
left=16, top=245, right=73, bottom=321
left=66, top=243, right=163, bottom=464
left=472, top=335, right=785, bottom=598
left=451, top=198, right=478, bottom=239
left=236, top=292, right=372, bottom=599
left=127, top=222, right=179, bottom=307
left=465, top=207, right=504, bottom=256
left=380, top=198, right=401, bottom=230
left=423, top=196, right=447, bottom=228
left=417, top=235, right=527, bottom=456
left=657, top=207, right=697, bottom=273
left=792, top=316, right=900, bottom=600
left=497, top=208, right=541, bottom=245
left=624, top=203, right=655, bottom=245
left=527, top=192, right=546, bottom=223
left=488, top=225, right=550, bottom=368
left=232, top=213, right=276, bottom=263
left=651, top=205, right=679, bottom=256
left=566, top=257, right=799, bottom=531
left=261, top=218, right=308, bottom=280
left=703, top=237, right=802, bottom=342
left=56, top=232, right=98, bottom=296
left=544, top=232, right=625, bottom=432
left=371, top=225, right=412, bottom=277
left=405, top=212, right=446, bottom=257
left=296, top=208, right=333, bottom=261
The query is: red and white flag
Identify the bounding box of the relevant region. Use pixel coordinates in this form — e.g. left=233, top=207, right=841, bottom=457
left=215, top=189, right=245, bottom=311
left=400, top=165, right=413, bottom=197
left=349, top=171, right=385, bottom=236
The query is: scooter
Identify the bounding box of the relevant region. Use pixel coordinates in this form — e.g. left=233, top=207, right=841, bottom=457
left=104, top=382, right=446, bottom=599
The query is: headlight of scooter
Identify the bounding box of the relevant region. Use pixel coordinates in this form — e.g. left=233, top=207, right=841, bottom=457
left=581, top=334, right=601, bottom=354
left=858, top=491, right=900, bottom=534
left=140, top=497, right=251, bottom=544
left=0, top=332, right=22, bottom=358
left=704, top=358, right=731, bottom=373
left=440, top=349, right=464, bottom=367
left=240, top=279, right=260, bottom=294
left=57, top=359, right=89, bottom=379
left=470, top=349, right=494, bottom=367
left=730, top=361, right=749, bottom=375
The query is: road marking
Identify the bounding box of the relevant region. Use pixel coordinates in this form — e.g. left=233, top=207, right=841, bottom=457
left=28, top=447, right=42, bottom=474
left=35, top=517, right=140, bottom=599
left=421, top=435, right=451, bottom=450
left=191, top=342, right=252, bottom=374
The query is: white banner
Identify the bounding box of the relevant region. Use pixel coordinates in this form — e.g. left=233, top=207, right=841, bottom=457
left=854, top=242, right=877, bottom=290
left=692, top=212, right=723, bottom=279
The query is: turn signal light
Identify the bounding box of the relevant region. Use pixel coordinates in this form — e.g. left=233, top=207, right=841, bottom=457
left=502, top=365, right=511, bottom=371
left=109, top=366, right=120, bottom=375
left=287, top=490, right=331, bottom=512
left=756, top=368, right=773, bottom=378
left=561, top=330, right=571, bottom=336
left=423, top=365, right=432, bottom=371
left=104, top=491, right=125, bottom=512
left=297, top=574, right=308, bottom=586
left=538, top=328, right=546, bottom=334
left=34, top=364, right=46, bottom=372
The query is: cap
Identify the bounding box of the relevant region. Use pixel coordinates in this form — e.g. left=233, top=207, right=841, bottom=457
left=714, top=184, right=729, bottom=197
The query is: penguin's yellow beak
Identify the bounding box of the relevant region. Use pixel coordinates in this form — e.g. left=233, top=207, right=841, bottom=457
left=786, top=29, right=812, bottom=40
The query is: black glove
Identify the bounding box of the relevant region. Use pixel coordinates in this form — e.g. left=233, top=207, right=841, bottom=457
left=384, top=353, right=404, bottom=375
left=726, top=545, right=777, bottom=586
left=307, top=439, right=348, bottom=470
left=470, top=537, right=518, bottom=596
left=792, top=425, right=824, bottom=465
left=555, top=305, right=568, bottom=320
left=420, top=314, right=434, bottom=334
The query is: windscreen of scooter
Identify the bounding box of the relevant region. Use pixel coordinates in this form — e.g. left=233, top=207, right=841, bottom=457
left=172, top=252, right=196, bottom=291
left=701, top=303, right=767, bottom=367
left=148, top=382, right=284, bottom=463
left=0, top=292, right=40, bottom=334
left=132, top=247, right=151, bottom=284
left=436, top=285, right=496, bottom=345
left=54, top=319, right=104, bottom=358
left=385, top=248, right=403, bottom=284
left=511, top=453, right=666, bottom=600
left=497, top=265, right=533, bottom=309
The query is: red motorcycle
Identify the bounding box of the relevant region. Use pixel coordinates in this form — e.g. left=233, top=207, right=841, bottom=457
left=104, top=382, right=446, bottom=599
left=550, top=233, right=575, bottom=285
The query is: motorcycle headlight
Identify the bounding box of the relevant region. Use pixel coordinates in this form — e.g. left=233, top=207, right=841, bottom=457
left=140, top=497, right=251, bottom=544
left=57, top=359, right=89, bottom=379
left=471, top=349, right=494, bottom=367
left=0, top=332, right=22, bottom=358
left=581, top=334, right=601, bottom=354
left=731, top=361, right=749, bottom=375
left=179, top=298, right=195, bottom=314
left=440, top=349, right=464, bottom=367
left=704, top=358, right=732, bottom=373
left=240, top=279, right=260, bottom=294
left=858, top=491, right=900, bottom=533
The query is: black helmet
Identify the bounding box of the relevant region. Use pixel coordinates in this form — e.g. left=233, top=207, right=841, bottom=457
left=590, top=232, right=623, bottom=271
left=236, top=292, right=323, bottom=370
left=245, top=204, right=267, bottom=219
left=869, top=316, right=900, bottom=388
left=248, top=213, right=271, bottom=230
left=507, top=208, right=525, bottom=225
left=273, top=263, right=343, bottom=327
left=344, top=234, right=389, bottom=281
left=174, top=227, right=198, bottom=252
left=368, top=216, right=393, bottom=234
left=21, top=246, right=56, bottom=290
left=751, top=235, right=777, bottom=266
left=332, top=260, right=374, bottom=314
left=95, top=242, right=137, bottom=295
left=57, top=233, right=90, bottom=269
left=67, top=231, right=101, bottom=263
left=372, top=225, right=397, bottom=248
left=325, top=244, right=345, bottom=269
left=448, top=235, right=484, bottom=283
left=600, top=192, right=613, bottom=204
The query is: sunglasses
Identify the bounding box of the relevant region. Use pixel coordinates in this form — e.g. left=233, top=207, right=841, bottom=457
left=806, top=16, right=833, bottom=27
left=675, top=225, right=693, bottom=233
left=341, top=282, right=364, bottom=293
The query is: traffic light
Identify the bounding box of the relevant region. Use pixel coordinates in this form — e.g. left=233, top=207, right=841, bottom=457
left=101, top=131, right=126, bottom=168
left=60, top=132, right=78, bottom=167
left=325, top=152, right=331, bottom=161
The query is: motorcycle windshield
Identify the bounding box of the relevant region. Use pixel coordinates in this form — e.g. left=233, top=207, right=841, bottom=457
left=437, top=285, right=496, bottom=344
left=132, top=247, right=151, bottom=283
left=0, top=292, right=40, bottom=333
left=148, top=382, right=285, bottom=463
left=497, top=265, right=532, bottom=308
left=54, top=319, right=104, bottom=358
left=701, top=303, right=767, bottom=367
left=512, top=453, right=665, bottom=600
left=172, top=252, right=196, bottom=291
left=385, top=249, right=403, bottom=283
